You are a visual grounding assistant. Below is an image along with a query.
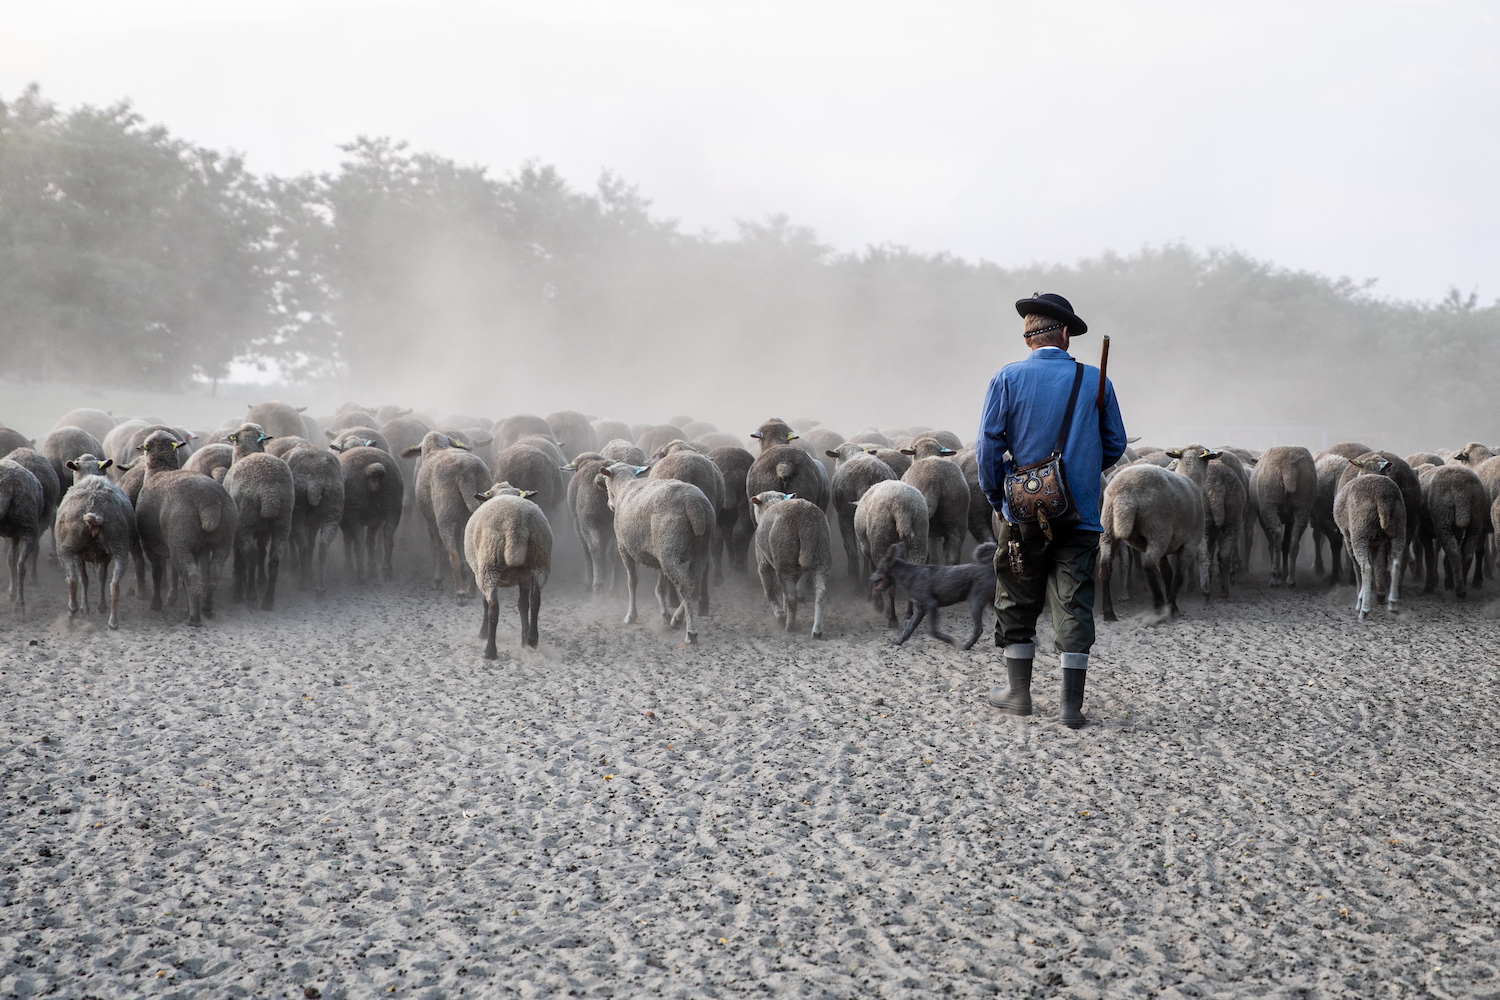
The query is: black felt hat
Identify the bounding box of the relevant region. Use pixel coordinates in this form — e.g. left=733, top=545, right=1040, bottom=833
left=1014, top=292, right=1088, bottom=336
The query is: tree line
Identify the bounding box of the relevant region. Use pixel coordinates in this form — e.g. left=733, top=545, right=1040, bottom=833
left=2, top=84, right=1496, bottom=443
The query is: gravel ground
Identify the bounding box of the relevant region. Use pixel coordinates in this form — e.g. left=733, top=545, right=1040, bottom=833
left=3, top=538, right=1500, bottom=999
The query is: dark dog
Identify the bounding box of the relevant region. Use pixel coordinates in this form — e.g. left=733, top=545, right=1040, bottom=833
left=870, top=541, right=998, bottom=649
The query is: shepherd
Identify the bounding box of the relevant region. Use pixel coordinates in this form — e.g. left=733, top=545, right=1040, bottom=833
left=976, top=293, right=1128, bottom=728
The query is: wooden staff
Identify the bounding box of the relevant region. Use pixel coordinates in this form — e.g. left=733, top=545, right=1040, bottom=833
left=1096, top=335, right=1111, bottom=411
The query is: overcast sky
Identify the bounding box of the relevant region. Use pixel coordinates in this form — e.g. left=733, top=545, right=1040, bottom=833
left=5, top=0, right=1497, bottom=302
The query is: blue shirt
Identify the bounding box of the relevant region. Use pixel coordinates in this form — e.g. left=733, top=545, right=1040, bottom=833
left=976, top=346, right=1128, bottom=532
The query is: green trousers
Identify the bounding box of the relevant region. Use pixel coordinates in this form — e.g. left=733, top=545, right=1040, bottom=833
left=992, top=521, right=1101, bottom=654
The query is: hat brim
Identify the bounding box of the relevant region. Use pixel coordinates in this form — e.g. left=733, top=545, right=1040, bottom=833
left=1015, top=297, right=1088, bottom=336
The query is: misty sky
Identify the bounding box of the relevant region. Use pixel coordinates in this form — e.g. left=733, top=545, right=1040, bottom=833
left=5, top=1, right=1498, bottom=302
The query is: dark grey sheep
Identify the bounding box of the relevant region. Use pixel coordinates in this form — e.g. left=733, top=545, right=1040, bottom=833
left=135, top=431, right=238, bottom=626
left=0, top=427, right=34, bottom=456
left=750, top=491, right=831, bottom=638
left=635, top=424, right=688, bottom=458
left=565, top=454, right=617, bottom=591
left=0, top=459, right=43, bottom=619
left=591, top=418, right=634, bottom=446
left=54, top=461, right=135, bottom=628
left=223, top=423, right=295, bottom=610
left=545, top=410, right=598, bottom=461
left=747, top=434, right=830, bottom=512
left=1311, top=454, right=1351, bottom=586
left=601, top=439, right=648, bottom=465
left=245, top=401, right=310, bottom=440
left=52, top=408, right=116, bottom=444
left=1249, top=446, right=1318, bottom=588
left=337, top=445, right=404, bottom=584
left=828, top=442, right=895, bottom=581
left=327, top=426, right=391, bottom=454
left=852, top=479, right=929, bottom=626
left=863, top=445, right=911, bottom=478
left=42, top=426, right=104, bottom=498
left=1416, top=463, right=1488, bottom=598
left=848, top=428, right=892, bottom=448
left=1168, top=445, right=1246, bottom=599
left=185, top=443, right=235, bottom=481
left=465, top=484, right=553, bottom=655
left=406, top=431, right=493, bottom=596
left=599, top=463, right=714, bottom=643
left=709, top=446, right=756, bottom=575
left=649, top=448, right=727, bottom=586
left=286, top=444, right=345, bottom=597
left=490, top=443, right=564, bottom=517
left=1326, top=442, right=1375, bottom=462
left=954, top=449, right=996, bottom=546
left=3, top=449, right=60, bottom=576
left=1334, top=473, right=1406, bottom=619
left=901, top=454, right=969, bottom=565
left=327, top=409, right=382, bottom=432
left=494, top=414, right=554, bottom=451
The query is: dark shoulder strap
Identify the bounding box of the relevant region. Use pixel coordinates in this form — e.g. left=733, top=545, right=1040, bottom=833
left=1051, top=362, right=1086, bottom=457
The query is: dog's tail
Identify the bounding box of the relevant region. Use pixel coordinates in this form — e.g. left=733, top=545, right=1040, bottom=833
left=971, top=541, right=998, bottom=564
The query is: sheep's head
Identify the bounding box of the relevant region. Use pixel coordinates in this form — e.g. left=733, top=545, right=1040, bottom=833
left=750, top=419, right=798, bottom=453
left=828, top=442, right=873, bottom=465
left=906, top=436, right=958, bottom=461
left=66, top=455, right=112, bottom=481
left=653, top=439, right=706, bottom=460
left=474, top=482, right=535, bottom=503
left=228, top=423, right=272, bottom=458
left=597, top=463, right=647, bottom=510
left=139, top=431, right=186, bottom=471
left=1163, top=446, right=1219, bottom=487
left=1351, top=456, right=1393, bottom=475
left=412, top=430, right=465, bottom=459
left=749, top=491, right=792, bottom=523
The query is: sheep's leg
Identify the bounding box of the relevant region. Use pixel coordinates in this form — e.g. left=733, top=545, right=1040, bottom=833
left=1220, top=524, right=1238, bottom=598
left=261, top=531, right=284, bottom=611
left=426, top=518, right=445, bottom=589
left=779, top=569, right=799, bottom=633
left=106, top=557, right=123, bottom=629
left=1160, top=556, right=1181, bottom=616
left=885, top=583, right=900, bottom=628
left=11, top=538, right=31, bottom=619
left=1468, top=531, right=1483, bottom=589
left=810, top=569, right=827, bottom=640
left=1141, top=558, right=1167, bottom=615
left=441, top=524, right=467, bottom=600
left=232, top=543, right=248, bottom=604
left=482, top=586, right=500, bottom=658
left=1313, top=530, right=1325, bottom=577
left=203, top=546, right=225, bottom=620
left=1420, top=535, right=1436, bottom=593
left=840, top=516, right=860, bottom=584
left=132, top=544, right=147, bottom=600
left=1441, top=530, right=1465, bottom=600
left=147, top=552, right=165, bottom=612
left=1199, top=532, right=1214, bottom=602
left=180, top=555, right=205, bottom=627
left=1261, top=515, right=1282, bottom=585
left=1286, top=515, right=1308, bottom=589
left=66, top=558, right=82, bottom=616
left=621, top=552, right=639, bottom=625
left=655, top=571, right=672, bottom=624
left=946, top=528, right=964, bottom=567
left=663, top=559, right=699, bottom=642
left=697, top=545, right=711, bottom=615
left=711, top=524, right=723, bottom=586
left=527, top=578, right=542, bottom=647
left=315, top=523, right=335, bottom=597
left=758, top=560, right=782, bottom=620
left=514, top=582, right=531, bottom=647
left=1349, top=536, right=1373, bottom=619
left=380, top=517, right=398, bottom=583
left=1387, top=540, right=1405, bottom=613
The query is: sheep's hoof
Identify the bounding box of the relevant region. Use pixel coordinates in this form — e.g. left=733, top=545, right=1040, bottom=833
left=483, top=647, right=498, bottom=661
left=108, top=620, right=119, bottom=630
left=813, top=631, right=824, bottom=640
left=150, top=599, right=163, bottom=612
left=686, top=631, right=698, bottom=644
left=623, top=615, right=637, bottom=625
left=187, top=616, right=203, bottom=627
left=1386, top=602, right=1400, bottom=613
left=1103, top=611, right=1117, bottom=622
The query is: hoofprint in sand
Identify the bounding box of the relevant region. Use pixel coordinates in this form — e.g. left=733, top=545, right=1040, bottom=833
left=3, top=547, right=1499, bottom=999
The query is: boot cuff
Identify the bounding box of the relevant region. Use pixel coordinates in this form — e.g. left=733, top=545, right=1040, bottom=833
left=1060, top=652, right=1090, bottom=671
left=1004, top=642, right=1036, bottom=660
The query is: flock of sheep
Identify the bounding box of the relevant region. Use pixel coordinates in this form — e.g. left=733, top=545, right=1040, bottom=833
left=0, top=400, right=1492, bottom=656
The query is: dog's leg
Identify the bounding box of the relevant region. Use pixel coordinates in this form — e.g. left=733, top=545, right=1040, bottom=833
left=927, top=605, right=955, bottom=645
left=893, top=606, right=923, bottom=645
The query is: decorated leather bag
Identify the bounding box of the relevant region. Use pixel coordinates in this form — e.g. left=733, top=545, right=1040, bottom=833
left=1003, top=361, right=1086, bottom=542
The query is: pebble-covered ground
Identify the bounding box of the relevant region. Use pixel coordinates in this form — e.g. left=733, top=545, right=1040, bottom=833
left=3, top=546, right=1499, bottom=999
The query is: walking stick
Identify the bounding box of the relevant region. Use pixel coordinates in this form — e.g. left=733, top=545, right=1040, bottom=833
left=1095, top=335, right=1111, bottom=411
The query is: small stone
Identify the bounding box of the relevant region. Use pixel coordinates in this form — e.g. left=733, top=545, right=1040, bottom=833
left=304, top=988, right=322, bottom=999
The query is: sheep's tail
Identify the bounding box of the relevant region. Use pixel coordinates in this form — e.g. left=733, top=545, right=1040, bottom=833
left=685, top=496, right=713, bottom=540
left=306, top=480, right=323, bottom=508
left=1454, top=494, right=1472, bottom=529
left=1281, top=462, right=1301, bottom=496
left=1377, top=495, right=1403, bottom=538
left=1208, top=485, right=1226, bottom=526
left=260, top=494, right=282, bottom=520
left=200, top=502, right=223, bottom=533
left=504, top=532, right=529, bottom=567
left=211, top=467, right=228, bottom=484
left=775, top=461, right=795, bottom=482
left=0, top=489, right=10, bottom=525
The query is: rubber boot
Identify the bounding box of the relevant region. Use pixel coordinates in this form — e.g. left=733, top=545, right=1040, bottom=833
left=1059, top=653, right=1089, bottom=729
left=987, top=642, right=1034, bottom=715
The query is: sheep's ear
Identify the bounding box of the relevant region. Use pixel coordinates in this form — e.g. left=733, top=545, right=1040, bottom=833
left=261, top=434, right=273, bottom=443
left=296, top=406, right=307, bottom=412
left=560, top=463, right=575, bottom=472
left=750, top=432, right=762, bottom=439
left=329, top=443, right=343, bottom=453
left=452, top=438, right=468, bottom=449
left=171, top=440, right=185, bottom=450
left=119, top=462, right=133, bottom=472
left=786, top=493, right=796, bottom=500
left=900, top=448, right=916, bottom=456
left=635, top=465, right=648, bottom=475
left=522, top=490, right=536, bottom=498
left=66, top=460, right=79, bottom=471
left=101, top=459, right=112, bottom=471
left=473, top=492, right=490, bottom=503
left=939, top=447, right=956, bottom=455
left=1350, top=458, right=1363, bottom=468
left=1127, top=436, right=1141, bottom=443
left=400, top=445, right=422, bottom=458
left=362, top=440, right=375, bottom=447
left=826, top=450, right=838, bottom=458
left=324, top=429, right=338, bottom=440
left=1164, top=449, right=1182, bottom=458
left=751, top=496, right=761, bottom=505
left=600, top=467, right=614, bottom=479
left=1201, top=450, right=1219, bottom=460
left=787, top=432, right=798, bottom=441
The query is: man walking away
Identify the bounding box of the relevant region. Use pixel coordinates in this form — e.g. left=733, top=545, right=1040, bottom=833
left=976, top=293, right=1127, bottom=728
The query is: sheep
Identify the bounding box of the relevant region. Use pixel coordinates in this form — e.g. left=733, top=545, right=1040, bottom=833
left=285, top=444, right=345, bottom=597
left=0, top=459, right=43, bottom=619
left=405, top=431, right=492, bottom=596
left=828, top=443, right=897, bottom=582
left=222, top=423, right=295, bottom=610
left=801, top=426, right=845, bottom=480
left=848, top=428, right=893, bottom=448
left=694, top=432, right=743, bottom=452
left=375, top=404, right=414, bottom=423
left=598, top=463, right=714, bottom=642
left=1327, top=442, right=1375, bottom=462
left=650, top=439, right=710, bottom=459
left=264, top=437, right=310, bottom=460
left=327, top=426, right=391, bottom=454
left=441, top=413, right=493, bottom=432
left=381, top=416, right=431, bottom=513
left=52, top=408, right=116, bottom=444
left=337, top=445, right=405, bottom=583
left=680, top=420, right=718, bottom=439
left=863, top=445, right=912, bottom=478
left=1098, top=462, right=1204, bottom=620
left=113, top=423, right=195, bottom=474
left=852, top=479, right=929, bottom=626
left=591, top=419, right=634, bottom=446
left=465, top=484, right=553, bottom=655
left=327, top=409, right=382, bottom=432
left=494, top=414, right=555, bottom=451
left=1407, top=452, right=1445, bottom=469
left=901, top=452, right=969, bottom=565
left=635, top=424, right=688, bottom=458
left=649, top=446, right=726, bottom=588
left=955, top=449, right=997, bottom=546
left=1334, top=473, right=1407, bottom=619
left=1167, top=445, right=1245, bottom=599
left=749, top=491, right=831, bottom=638
left=1311, top=454, right=1352, bottom=586
left=709, top=446, right=757, bottom=574
left=1454, top=442, right=1495, bottom=468
left=748, top=420, right=830, bottom=510
left=54, top=462, right=135, bottom=628
left=185, top=443, right=235, bottom=482
left=545, top=410, right=598, bottom=460
left=41, top=426, right=104, bottom=497
left=1249, top=446, right=1318, bottom=587
left=1336, top=452, right=1421, bottom=576
left=134, top=431, right=238, bottom=626
left=601, top=439, right=649, bottom=465
left=1416, top=464, right=1488, bottom=598
left=0, top=427, right=33, bottom=456
left=565, top=454, right=617, bottom=591
left=490, top=443, right=564, bottom=517
left=245, top=401, right=311, bottom=440
left=3, top=449, right=60, bottom=575
left=515, top=434, right=568, bottom=467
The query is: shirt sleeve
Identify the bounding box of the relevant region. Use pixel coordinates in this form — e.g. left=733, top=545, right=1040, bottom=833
left=976, top=371, right=1009, bottom=512
left=1099, top=377, right=1127, bottom=470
